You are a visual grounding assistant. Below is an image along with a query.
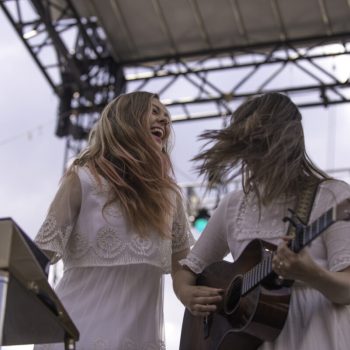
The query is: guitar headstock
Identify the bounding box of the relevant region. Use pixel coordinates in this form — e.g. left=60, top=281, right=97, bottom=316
left=335, top=198, right=350, bottom=221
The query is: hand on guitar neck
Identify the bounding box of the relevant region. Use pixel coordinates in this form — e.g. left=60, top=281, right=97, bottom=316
left=272, top=235, right=320, bottom=282
left=272, top=198, right=350, bottom=305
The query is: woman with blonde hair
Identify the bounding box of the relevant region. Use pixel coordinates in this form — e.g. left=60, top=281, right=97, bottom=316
left=174, top=92, right=350, bottom=350
left=34, top=91, right=192, bottom=349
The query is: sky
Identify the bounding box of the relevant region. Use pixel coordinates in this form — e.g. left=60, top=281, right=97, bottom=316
left=1, top=6, right=350, bottom=350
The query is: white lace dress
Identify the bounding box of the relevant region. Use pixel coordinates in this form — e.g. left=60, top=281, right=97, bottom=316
left=180, top=179, right=350, bottom=350
left=34, top=167, right=192, bottom=350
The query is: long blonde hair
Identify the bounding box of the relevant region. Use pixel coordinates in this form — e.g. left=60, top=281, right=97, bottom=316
left=194, top=92, right=330, bottom=205
left=69, top=91, right=180, bottom=237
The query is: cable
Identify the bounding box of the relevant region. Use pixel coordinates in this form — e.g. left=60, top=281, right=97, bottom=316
left=0, top=120, right=54, bottom=147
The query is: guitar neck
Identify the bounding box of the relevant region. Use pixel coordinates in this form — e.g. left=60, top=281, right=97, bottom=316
left=290, top=207, right=334, bottom=253
left=241, top=207, right=336, bottom=295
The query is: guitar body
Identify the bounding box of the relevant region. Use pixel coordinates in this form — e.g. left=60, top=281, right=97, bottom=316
left=180, top=198, right=350, bottom=349
left=180, top=239, right=291, bottom=350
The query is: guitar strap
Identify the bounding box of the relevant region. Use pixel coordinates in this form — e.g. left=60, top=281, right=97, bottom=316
left=280, top=178, right=323, bottom=288
left=287, top=178, right=323, bottom=237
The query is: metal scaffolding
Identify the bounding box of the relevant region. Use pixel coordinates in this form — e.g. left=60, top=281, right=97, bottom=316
left=1, top=0, right=350, bottom=165
left=0, top=0, right=126, bottom=162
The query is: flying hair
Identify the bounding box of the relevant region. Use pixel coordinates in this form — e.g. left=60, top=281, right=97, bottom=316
left=194, top=92, right=330, bottom=205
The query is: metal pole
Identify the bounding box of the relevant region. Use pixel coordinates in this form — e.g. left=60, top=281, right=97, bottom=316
left=0, top=271, right=9, bottom=346
left=64, top=336, right=76, bottom=350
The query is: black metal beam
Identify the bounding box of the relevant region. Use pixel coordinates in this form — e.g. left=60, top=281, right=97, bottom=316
left=0, top=0, right=57, bottom=93
left=124, top=50, right=350, bottom=83
left=0, top=0, right=126, bottom=140
left=118, top=31, right=350, bottom=65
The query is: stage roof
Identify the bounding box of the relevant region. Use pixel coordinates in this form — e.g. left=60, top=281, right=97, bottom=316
left=71, top=0, right=350, bottom=64
left=2, top=0, right=350, bottom=161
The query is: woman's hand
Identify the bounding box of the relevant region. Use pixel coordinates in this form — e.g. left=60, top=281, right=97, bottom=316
left=177, top=284, right=223, bottom=317
left=272, top=235, right=350, bottom=304
left=173, top=267, right=223, bottom=317
left=272, top=235, right=319, bottom=282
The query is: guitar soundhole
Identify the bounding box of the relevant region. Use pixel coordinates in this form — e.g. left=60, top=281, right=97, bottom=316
left=224, top=275, right=242, bottom=315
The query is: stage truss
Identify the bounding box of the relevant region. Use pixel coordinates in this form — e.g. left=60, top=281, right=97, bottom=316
left=1, top=0, right=350, bottom=165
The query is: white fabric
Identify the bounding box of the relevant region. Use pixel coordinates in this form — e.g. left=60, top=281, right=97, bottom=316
left=34, top=166, right=192, bottom=350
left=180, top=179, right=350, bottom=350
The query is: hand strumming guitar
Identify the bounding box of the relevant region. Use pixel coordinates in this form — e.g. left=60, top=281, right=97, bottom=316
left=173, top=268, right=223, bottom=317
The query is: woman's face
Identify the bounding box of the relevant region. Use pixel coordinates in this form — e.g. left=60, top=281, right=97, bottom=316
left=149, top=98, right=170, bottom=150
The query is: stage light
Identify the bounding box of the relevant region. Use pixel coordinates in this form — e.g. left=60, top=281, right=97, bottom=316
left=193, top=208, right=210, bottom=233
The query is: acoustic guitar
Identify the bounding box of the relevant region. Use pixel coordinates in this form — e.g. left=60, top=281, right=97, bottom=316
left=179, top=198, right=350, bottom=350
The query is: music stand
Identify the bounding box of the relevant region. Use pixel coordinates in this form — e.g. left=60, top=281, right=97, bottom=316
left=0, top=218, right=79, bottom=349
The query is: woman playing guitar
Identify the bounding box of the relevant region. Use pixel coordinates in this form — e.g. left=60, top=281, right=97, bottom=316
left=173, top=92, right=350, bottom=350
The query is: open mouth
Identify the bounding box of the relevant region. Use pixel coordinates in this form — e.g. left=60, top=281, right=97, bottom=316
left=151, top=127, right=164, bottom=143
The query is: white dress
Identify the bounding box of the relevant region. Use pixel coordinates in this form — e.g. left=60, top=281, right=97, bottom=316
left=34, top=166, right=192, bottom=350
left=180, top=179, right=350, bottom=350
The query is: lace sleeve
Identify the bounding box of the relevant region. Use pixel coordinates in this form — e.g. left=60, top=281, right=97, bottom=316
left=34, top=171, right=81, bottom=263
left=172, top=194, right=195, bottom=253
left=316, top=180, right=350, bottom=272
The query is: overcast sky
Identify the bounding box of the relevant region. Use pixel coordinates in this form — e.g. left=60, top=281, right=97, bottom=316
left=1, top=7, right=350, bottom=350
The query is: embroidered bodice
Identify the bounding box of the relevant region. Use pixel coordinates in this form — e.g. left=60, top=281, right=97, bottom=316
left=35, top=167, right=192, bottom=273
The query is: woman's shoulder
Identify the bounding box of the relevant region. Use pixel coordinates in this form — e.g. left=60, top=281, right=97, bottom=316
left=319, top=178, right=350, bottom=197
left=72, top=165, right=90, bottom=179
left=314, top=179, right=350, bottom=214
left=63, top=166, right=101, bottom=197
left=68, top=165, right=100, bottom=185
left=216, top=189, right=245, bottom=212
left=225, top=189, right=244, bottom=201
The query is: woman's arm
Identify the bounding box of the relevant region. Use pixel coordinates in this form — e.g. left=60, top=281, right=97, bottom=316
left=169, top=196, right=222, bottom=316
left=273, top=240, right=350, bottom=304
left=307, top=265, right=350, bottom=304
left=35, top=170, right=81, bottom=263
left=273, top=181, right=350, bottom=304
left=171, top=193, right=233, bottom=315
left=171, top=238, right=223, bottom=317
